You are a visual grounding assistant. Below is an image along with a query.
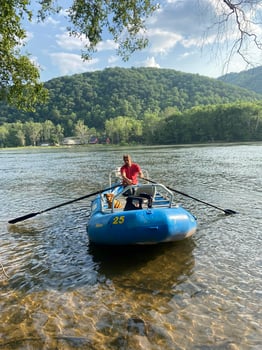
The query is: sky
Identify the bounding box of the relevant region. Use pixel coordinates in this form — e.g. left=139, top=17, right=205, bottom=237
left=22, top=0, right=262, bottom=82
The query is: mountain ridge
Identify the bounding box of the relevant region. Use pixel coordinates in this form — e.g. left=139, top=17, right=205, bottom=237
left=218, top=66, right=262, bottom=94
left=1, top=67, right=261, bottom=131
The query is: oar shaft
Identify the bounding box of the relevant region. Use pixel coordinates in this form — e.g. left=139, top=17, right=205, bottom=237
left=143, top=178, right=236, bottom=215
left=8, top=184, right=120, bottom=224
left=40, top=191, right=102, bottom=214
left=166, top=187, right=225, bottom=212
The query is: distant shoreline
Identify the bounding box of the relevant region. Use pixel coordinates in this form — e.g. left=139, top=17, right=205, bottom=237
left=1, top=141, right=261, bottom=152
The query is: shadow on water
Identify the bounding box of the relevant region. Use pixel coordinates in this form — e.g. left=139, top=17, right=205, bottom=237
left=88, top=238, right=196, bottom=296
left=89, top=239, right=195, bottom=274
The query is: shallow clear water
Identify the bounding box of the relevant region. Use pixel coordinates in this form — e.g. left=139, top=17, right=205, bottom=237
left=0, top=143, right=261, bottom=349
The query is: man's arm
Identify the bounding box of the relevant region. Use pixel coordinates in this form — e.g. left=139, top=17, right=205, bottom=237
left=138, top=169, right=143, bottom=178
left=121, top=170, right=133, bottom=185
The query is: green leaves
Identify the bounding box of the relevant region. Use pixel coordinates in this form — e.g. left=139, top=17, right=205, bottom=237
left=1, top=0, right=158, bottom=111
left=0, top=1, right=47, bottom=111
left=67, top=0, right=158, bottom=61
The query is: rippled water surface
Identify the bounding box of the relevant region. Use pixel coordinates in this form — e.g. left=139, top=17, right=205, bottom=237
left=0, top=144, right=261, bottom=349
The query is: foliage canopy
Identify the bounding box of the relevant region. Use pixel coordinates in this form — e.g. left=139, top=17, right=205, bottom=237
left=0, top=0, right=158, bottom=110
left=0, top=67, right=261, bottom=147
left=2, top=1, right=262, bottom=111
left=1, top=67, right=260, bottom=129
left=0, top=0, right=48, bottom=110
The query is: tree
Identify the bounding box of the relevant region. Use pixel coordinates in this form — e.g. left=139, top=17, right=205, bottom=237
left=24, top=121, right=42, bottom=146
left=11, top=121, right=26, bottom=146
left=74, top=119, right=89, bottom=144
left=2, top=0, right=262, bottom=112
left=1, top=0, right=158, bottom=111
left=42, top=120, right=55, bottom=143
left=0, top=1, right=48, bottom=110
left=0, top=124, right=9, bottom=147
left=105, top=116, right=142, bottom=144
left=142, top=112, right=161, bottom=144
left=203, top=0, right=262, bottom=69
left=52, top=124, right=64, bottom=145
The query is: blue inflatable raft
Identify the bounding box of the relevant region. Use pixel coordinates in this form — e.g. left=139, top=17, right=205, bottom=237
left=87, top=179, right=197, bottom=245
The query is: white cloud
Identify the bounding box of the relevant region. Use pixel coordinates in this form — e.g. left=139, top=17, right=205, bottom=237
left=143, top=0, right=218, bottom=58
left=143, top=57, right=160, bottom=68
left=108, top=55, right=119, bottom=64
left=147, top=0, right=253, bottom=54
left=23, top=0, right=262, bottom=81
left=96, top=39, right=118, bottom=52
left=143, top=0, right=262, bottom=74
left=177, top=51, right=197, bottom=60
left=33, top=16, right=60, bottom=26
left=25, top=31, right=34, bottom=41
left=49, top=52, right=98, bottom=75
left=147, top=28, right=182, bottom=54
left=149, top=0, right=210, bottom=37
left=56, top=32, right=90, bottom=51
left=55, top=32, right=118, bottom=56
left=44, top=16, right=60, bottom=26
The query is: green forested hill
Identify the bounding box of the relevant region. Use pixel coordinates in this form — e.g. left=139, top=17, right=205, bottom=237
left=218, top=66, right=262, bottom=94
left=1, top=67, right=261, bottom=132
left=1, top=67, right=262, bottom=147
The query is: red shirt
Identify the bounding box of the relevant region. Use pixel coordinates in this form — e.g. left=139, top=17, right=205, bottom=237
left=120, top=163, right=141, bottom=185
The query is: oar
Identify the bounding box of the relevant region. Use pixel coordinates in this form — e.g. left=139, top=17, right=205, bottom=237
left=8, top=184, right=120, bottom=224
left=143, top=178, right=237, bottom=215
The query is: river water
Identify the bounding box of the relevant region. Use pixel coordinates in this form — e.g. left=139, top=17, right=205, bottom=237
left=0, top=143, right=261, bottom=349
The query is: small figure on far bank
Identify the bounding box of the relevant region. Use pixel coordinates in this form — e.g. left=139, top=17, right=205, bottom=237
left=120, top=154, right=143, bottom=186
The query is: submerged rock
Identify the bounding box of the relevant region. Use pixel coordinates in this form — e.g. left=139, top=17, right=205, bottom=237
left=127, top=317, right=148, bottom=336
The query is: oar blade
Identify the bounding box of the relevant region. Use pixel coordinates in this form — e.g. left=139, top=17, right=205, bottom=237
left=224, top=209, right=238, bottom=215
left=8, top=212, right=39, bottom=224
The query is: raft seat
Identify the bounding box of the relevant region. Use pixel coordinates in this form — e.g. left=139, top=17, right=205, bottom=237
left=124, top=196, right=149, bottom=211
left=135, top=185, right=156, bottom=198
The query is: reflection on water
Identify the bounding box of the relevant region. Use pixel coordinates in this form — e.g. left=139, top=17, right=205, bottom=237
left=90, top=240, right=195, bottom=290
left=0, top=144, right=261, bottom=349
